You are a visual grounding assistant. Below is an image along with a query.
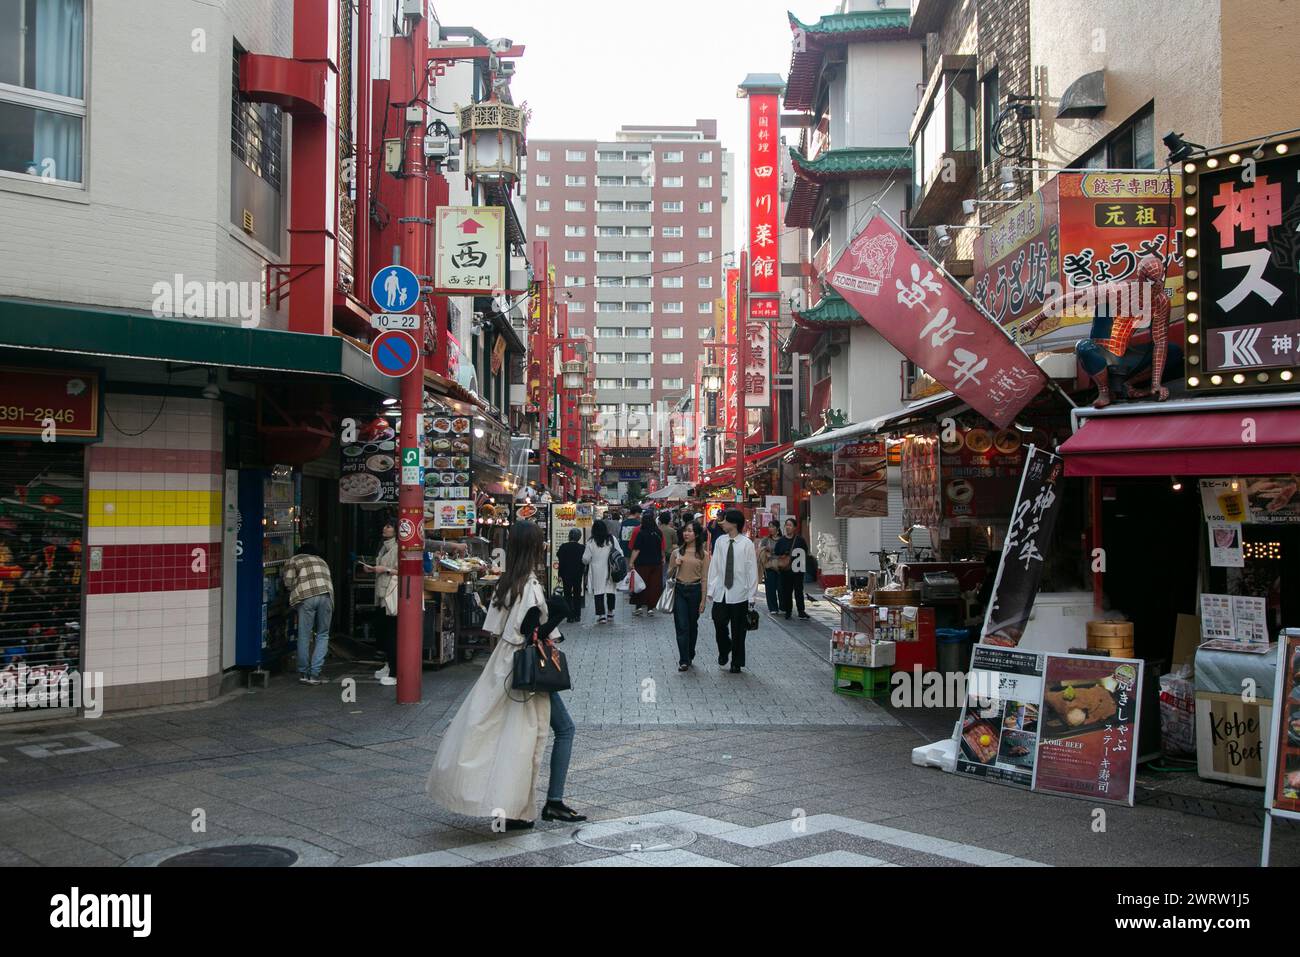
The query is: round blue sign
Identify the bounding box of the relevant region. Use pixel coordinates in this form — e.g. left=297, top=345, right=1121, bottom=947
left=370, top=265, right=421, bottom=314
left=370, top=330, right=421, bottom=378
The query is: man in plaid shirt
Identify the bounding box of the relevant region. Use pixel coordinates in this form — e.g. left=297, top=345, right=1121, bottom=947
left=282, top=544, right=334, bottom=684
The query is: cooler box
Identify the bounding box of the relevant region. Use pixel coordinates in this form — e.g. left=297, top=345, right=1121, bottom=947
left=1193, top=643, right=1277, bottom=787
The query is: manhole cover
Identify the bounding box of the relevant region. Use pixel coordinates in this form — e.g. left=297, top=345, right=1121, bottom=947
left=572, top=821, right=697, bottom=853
left=158, top=844, right=300, bottom=867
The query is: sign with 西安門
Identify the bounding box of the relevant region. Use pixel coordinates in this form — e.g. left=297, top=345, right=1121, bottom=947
left=435, top=206, right=506, bottom=294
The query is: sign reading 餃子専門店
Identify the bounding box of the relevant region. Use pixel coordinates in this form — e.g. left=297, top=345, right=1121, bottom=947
left=434, top=206, right=505, bottom=294
left=828, top=213, right=1050, bottom=428
left=0, top=367, right=101, bottom=441
left=1185, top=136, right=1300, bottom=391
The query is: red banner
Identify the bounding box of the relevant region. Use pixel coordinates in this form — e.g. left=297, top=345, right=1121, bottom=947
left=0, top=367, right=100, bottom=439
left=827, top=214, right=1049, bottom=429
left=748, top=93, right=780, bottom=297
left=725, top=268, right=740, bottom=437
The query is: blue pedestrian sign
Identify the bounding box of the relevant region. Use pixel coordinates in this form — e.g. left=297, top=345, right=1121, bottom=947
left=370, top=265, right=421, bottom=314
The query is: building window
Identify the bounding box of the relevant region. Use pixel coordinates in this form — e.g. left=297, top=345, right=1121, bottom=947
left=627, top=251, right=652, bottom=262
left=624, top=324, right=652, bottom=335
left=565, top=250, right=586, bottom=262
left=627, top=175, right=654, bottom=187
left=598, top=175, right=624, bottom=187
left=625, top=353, right=652, bottom=364
left=913, top=69, right=976, bottom=196
left=598, top=251, right=625, bottom=262
left=663, top=150, right=684, bottom=163
left=662, top=303, right=684, bottom=314
left=599, top=226, right=625, bottom=237
left=229, top=43, right=283, bottom=193
left=626, top=379, right=652, bottom=390
left=597, top=303, right=623, bottom=313
left=625, top=304, right=652, bottom=315
left=662, top=378, right=685, bottom=389
left=698, top=326, right=713, bottom=337
left=697, top=252, right=713, bottom=263
left=564, top=275, right=586, bottom=287
left=627, top=276, right=651, bottom=288
left=595, top=325, right=623, bottom=336
left=569, top=326, right=586, bottom=337
left=597, top=276, right=625, bottom=287
left=662, top=276, right=684, bottom=288
left=697, top=176, right=713, bottom=188
left=662, top=176, right=683, bottom=188
left=697, top=226, right=713, bottom=238
left=598, top=150, right=624, bottom=162
left=566, top=149, right=587, bottom=161
left=536, top=174, right=551, bottom=187
left=662, top=226, right=683, bottom=238
left=566, top=174, right=587, bottom=186
left=981, top=68, right=999, bottom=167
left=662, top=353, right=684, bottom=364
left=662, top=251, right=684, bottom=263
left=598, top=200, right=624, bottom=211
left=698, top=276, right=713, bottom=288
left=662, top=201, right=683, bottom=213
left=626, top=151, right=650, bottom=163
left=565, top=199, right=587, bottom=212
left=568, top=301, right=586, bottom=313
left=536, top=149, right=551, bottom=161
left=535, top=225, right=550, bottom=237
left=596, top=353, right=623, bottom=364
left=628, top=403, right=651, bottom=415
left=698, top=302, right=713, bottom=314
left=698, top=201, right=713, bottom=213
left=698, top=151, right=713, bottom=163
left=596, top=378, right=621, bottom=390
left=1071, top=103, right=1156, bottom=170
left=536, top=199, right=551, bottom=212
left=627, top=226, right=652, bottom=237
left=627, top=201, right=652, bottom=211
left=662, top=326, right=684, bottom=337
left=565, top=224, right=587, bottom=237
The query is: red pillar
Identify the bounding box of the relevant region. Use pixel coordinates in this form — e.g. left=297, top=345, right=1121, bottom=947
left=736, top=251, right=749, bottom=500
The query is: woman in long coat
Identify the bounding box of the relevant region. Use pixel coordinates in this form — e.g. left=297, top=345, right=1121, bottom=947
left=582, top=520, right=617, bottom=624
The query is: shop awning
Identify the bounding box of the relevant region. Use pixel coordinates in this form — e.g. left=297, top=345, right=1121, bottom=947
left=793, top=392, right=968, bottom=449
left=701, top=442, right=794, bottom=485
left=1061, top=396, right=1300, bottom=476
left=645, top=482, right=692, bottom=501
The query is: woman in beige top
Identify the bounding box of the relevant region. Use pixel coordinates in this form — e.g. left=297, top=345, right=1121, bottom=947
left=667, top=521, right=710, bottom=671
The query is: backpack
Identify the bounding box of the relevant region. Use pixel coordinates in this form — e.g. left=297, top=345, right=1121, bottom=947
left=608, top=545, right=628, bottom=584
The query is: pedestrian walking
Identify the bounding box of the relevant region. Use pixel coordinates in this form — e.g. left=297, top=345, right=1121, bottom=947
left=583, top=521, right=618, bottom=623
left=426, top=521, right=587, bottom=830
left=667, top=520, right=710, bottom=671
left=619, top=505, right=642, bottom=557
left=776, top=518, right=811, bottom=620
left=757, top=520, right=782, bottom=616
left=603, top=508, right=622, bottom=546
left=556, top=529, right=586, bottom=624
left=707, top=508, right=759, bottom=673
left=282, top=543, right=333, bottom=685
left=706, top=516, right=726, bottom=554
left=658, top=510, right=677, bottom=573
left=629, top=510, right=664, bottom=616
left=359, top=521, right=399, bottom=686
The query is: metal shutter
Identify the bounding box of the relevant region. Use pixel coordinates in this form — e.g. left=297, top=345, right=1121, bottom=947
left=0, top=444, right=85, bottom=710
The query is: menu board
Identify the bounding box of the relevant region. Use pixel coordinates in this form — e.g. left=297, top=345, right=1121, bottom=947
left=1199, top=593, right=1268, bottom=643
left=474, top=411, right=511, bottom=471
left=957, top=646, right=1045, bottom=789
left=423, top=401, right=474, bottom=512
left=1032, top=655, right=1143, bottom=806
left=1201, top=477, right=1300, bottom=525
left=340, top=415, right=399, bottom=504
left=900, top=434, right=941, bottom=530
left=432, top=500, right=476, bottom=531
left=1265, top=631, right=1300, bottom=817
left=938, top=427, right=1025, bottom=526
left=833, top=440, right=887, bottom=518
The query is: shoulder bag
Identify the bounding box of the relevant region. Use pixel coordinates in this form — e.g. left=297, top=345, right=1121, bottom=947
left=656, top=575, right=676, bottom=614
left=510, top=631, right=573, bottom=695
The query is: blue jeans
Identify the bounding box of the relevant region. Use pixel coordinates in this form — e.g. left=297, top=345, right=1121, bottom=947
left=672, top=582, right=703, bottom=665
left=296, top=594, right=333, bottom=678
left=764, top=569, right=780, bottom=612
left=548, top=692, right=576, bottom=802
left=1076, top=337, right=1184, bottom=383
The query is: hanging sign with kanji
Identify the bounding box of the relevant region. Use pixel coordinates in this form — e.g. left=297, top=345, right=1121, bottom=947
left=744, top=309, right=771, bottom=407
left=1186, top=139, right=1300, bottom=389
left=827, top=212, right=1050, bottom=428
left=748, top=92, right=780, bottom=298
left=725, top=268, right=740, bottom=434
left=434, top=206, right=505, bottom=294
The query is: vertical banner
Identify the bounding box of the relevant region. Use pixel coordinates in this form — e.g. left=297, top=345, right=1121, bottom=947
left=725, top=268, right=740, bottom=441
left=748, top=93, right=780, bottom=298
left=979, top=445, right=1065, bottom=647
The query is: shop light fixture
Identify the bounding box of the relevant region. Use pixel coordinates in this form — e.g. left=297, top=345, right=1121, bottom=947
left=1171, top=478, right=1183, bottom=491
left=383, top=397, right=399, bottom=406
left=1185, top=205, right=1197, bottom=217
left=1187, top=376, right=1200, bottom=387
left=1210, top=374, right=1222, bottom=385
left=1231, top=480, right=1240, bottom=491
left=1228, top=153, right=1241, bottom=164
left=1233, top=374, right=1246, bottom=385
left=1283, top=371, right=1295, bottom=382
left=473, top=427, right=485, bottom=438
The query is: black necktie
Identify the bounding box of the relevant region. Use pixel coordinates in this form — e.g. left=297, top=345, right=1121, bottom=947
left=724, top=539, right=734, bottom=589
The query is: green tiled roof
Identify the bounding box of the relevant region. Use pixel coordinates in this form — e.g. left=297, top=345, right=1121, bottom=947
left=793, top=290, right=864, bottom=327
left=790, top=146, right=913, bottom=179
left=789, top=10, right=912, bottom=36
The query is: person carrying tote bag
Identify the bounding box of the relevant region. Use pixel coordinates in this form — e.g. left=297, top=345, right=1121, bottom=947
left=667, top=520, right=709, bottom=671
left=583, top=522, right=618, bottom=624
left=427, top=521, right=586, bottom=830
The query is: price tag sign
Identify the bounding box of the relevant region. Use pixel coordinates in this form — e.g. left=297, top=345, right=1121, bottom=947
left=370, top=313, right=421, bottom=331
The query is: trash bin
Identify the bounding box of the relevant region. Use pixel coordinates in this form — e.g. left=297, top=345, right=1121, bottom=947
left=937, top=628, right=971, bottom=675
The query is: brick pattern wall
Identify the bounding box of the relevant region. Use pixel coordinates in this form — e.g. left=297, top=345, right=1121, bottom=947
left=976, top=0, right=1032, bottom=205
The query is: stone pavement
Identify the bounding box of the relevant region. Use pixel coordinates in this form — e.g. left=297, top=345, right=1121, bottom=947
left=0, top=591, right=1297, bottom=868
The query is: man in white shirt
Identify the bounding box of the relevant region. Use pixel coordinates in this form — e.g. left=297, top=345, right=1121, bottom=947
left=706, top=508, right=759, bottom=673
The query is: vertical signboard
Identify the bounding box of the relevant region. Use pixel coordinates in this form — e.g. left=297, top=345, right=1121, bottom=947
left=434, top=206, right=506, bottom=293
left=725, top=268, right=740, bottom=441
left=748, top=92, right=780, bottom=298
left=833, top=439, right=888, bottom=518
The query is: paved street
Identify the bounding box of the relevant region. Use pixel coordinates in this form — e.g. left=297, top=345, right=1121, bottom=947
left=0, top=592, right=1296, bottom=867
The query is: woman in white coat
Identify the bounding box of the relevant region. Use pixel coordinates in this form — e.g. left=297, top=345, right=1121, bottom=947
left=426, top=521, right=586, bottom=830
left=582, top=520, right=617, bottom=624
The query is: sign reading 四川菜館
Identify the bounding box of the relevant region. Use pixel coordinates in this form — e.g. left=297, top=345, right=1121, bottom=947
left=434, top=206, right=506, bottom=294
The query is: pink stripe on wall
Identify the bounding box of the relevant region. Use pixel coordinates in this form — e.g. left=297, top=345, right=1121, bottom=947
left=87, top=448, right=223, bottom=474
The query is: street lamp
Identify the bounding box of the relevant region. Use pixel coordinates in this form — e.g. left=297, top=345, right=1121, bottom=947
left=458, top=100, right=526, bottom=184
left=562, top=359, right=587, bottom=390
left=702, top=364, right=723, bottom=394
left=578, top=392, right=597, bottom=417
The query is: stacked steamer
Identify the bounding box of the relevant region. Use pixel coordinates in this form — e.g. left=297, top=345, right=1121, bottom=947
left=1087, top=620, right=1135, bottom=659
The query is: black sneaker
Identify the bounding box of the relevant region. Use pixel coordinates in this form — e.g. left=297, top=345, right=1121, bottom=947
left=504, top=818, right=534, bottom=831
left=541, top=801, right=587, bottom=823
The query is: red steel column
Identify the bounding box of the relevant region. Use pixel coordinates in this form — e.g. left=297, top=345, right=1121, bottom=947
left=736, top=251, right=749, bottom=499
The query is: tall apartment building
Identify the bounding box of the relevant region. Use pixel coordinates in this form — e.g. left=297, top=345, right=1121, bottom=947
left=529, top=121, right=729, bottom=498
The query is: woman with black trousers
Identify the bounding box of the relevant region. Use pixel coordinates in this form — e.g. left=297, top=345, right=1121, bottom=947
left=667, top=520, right=710, bottom=671
left=775, top=518, right=811, bottom=620
left=555, top=529, right=586, bottom=624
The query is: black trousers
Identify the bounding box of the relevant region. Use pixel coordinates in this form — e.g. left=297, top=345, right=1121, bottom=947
left=779, top=570, right=806, bottom=617
left=375, top=612, right=398, bottom=677
left=594, top=592, right=615, bottom=616
left=712, top=600, right=749, bottom=668
left=561, top=577, right=583, bottom=621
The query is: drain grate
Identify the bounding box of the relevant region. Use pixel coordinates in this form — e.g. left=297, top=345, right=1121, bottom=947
left=1135, top=790, right=1264, bottom=827
left=572, top=821, right=697, bottom=853
left=158, top=844, right=300, bottom=867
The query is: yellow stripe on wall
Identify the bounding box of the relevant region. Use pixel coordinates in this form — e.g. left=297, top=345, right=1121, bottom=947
left=87, top=490, right=223, bottom=528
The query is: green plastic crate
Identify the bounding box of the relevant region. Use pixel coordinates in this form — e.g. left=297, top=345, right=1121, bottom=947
left=834, top=663, right=892, bottom=699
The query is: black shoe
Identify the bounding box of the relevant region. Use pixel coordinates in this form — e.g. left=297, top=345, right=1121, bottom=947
left=678, top=663, right=689, bottom=672
left=504, top=818, right=534, bottom=831
left=785, top=613, right=792, bottom=620
left=798, top=613, right=811, bottom=620
left=718, top=653, right=728, bottom=665
left=541, top=801, right=587, bottom=823
left=729, top=666, right=742, bottom=674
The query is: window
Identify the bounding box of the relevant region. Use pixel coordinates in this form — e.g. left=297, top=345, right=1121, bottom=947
left=566, top=149, right=587, bottom=161
left=662, top=176, right=683, bottom=188
left=599, top=226, right=625, bottom=237
left=697, top=226, right=713, bottom=238
left=565, top=200, right=587, bottom=212
left=914, top=69, right=976, bottom=194
left=662, top=226, right=684, bottom=238
left=598, top=403, right=621, bottom=414
left=627, top=251, right=652, bottom=262
left=698, top=276, right=713, bottom=288
left=625, top=353, right=652, bottom=364
left=626, top=151, right=650, bottom=163
left=624, top=324, right=652, bottom=335
left=595, top=379, right=621, bottom=390
left=661, top=353, right=684, bottom=364
left=598, top=176, right=624, bottom=187
left=0, top=0, right=87, bottom=184
left=698, top=302, right=713, bottom=314
left=981, top=68, right=1000, bottom=167
left=564, top=275, right=586, bottom=287
left=568, top=302, right=586, bottom=313
left=597, top=276, right=625, bottom=287
left=662, top=251, right=684, bottom=263
left=536, top=199, right=551, bottom=212
left=565, top=250, right=586, bottom=262
left=598, top=251, right=625, bottom=262
left=698, top=326, right=714, bottom=338
left=627, top=226, right=652, bottom=237
left=565, top=224, right=587, bottom=237
left=627, top=176, right=654, bottom=187
left=569, top=327, right=586, bottom=338
left=662, top=303, right=684, bottom=314
left=662, top=378, right=685, bottom=390
left=536, top=149, right=551, bottom=162
left=698, top=151, right=713, bottom=163
left=627, top=276, right=651, bottom=288
left=628, top=403, right=652, bottom=415
left=627, top=201, right=652, bottom=212
left=662, top=276, right=684, bottom=288
left=535, top=174, right=551, bottom=187
left=597, top=302, right=623, bottom=313
left=595, top=326, right=623, bottom=336
left=625, top=303, right=652, bottom=314
left=697, top=176, right=713, bottom=188
left=1071, top=104, right=1155, bottom=170
left=697, top=252, right=713, bottom=263
left=662, top=201, right=683, bottom=213
left=598, top=200, right=625, bottom=211
left=663, top=150, right=684, bottom=163
left=698, top=201, right=713, bottom=213
left=662, top=325, right=684, bottom=336
left=598, top=150, right=624, bottom=162
left=535, top=225, right=550, bottom=237
left=626, top=379, right=652, bottom=390
left=566, top=174, right=587, bottom=187
left=596, top=353, right=623, bottom=364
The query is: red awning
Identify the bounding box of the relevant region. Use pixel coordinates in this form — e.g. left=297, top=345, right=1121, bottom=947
left=1060, top=407, right=1300, bottom=476
left=701, top=442, right=794, bottom=485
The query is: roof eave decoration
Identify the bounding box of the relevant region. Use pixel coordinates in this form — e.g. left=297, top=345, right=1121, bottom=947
left=784, top=175, right=823, bottom=229
left=786, top=9, right=914, bottom=112
left=791, top=289, right=865, bottom=328
left=789, top=146, right=914, bottom=183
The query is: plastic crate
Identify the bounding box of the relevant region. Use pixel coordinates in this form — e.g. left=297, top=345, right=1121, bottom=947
left=834, top=664, right=892, bottom=699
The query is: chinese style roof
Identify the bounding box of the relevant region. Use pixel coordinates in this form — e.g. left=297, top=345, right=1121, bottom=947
left=785, top=175, right=823, bottom=229
left=791, top=289, right=865, bottom=329
left=786, top=9, right=913, bottom=112
left=790, top=146, right=913, bottom=182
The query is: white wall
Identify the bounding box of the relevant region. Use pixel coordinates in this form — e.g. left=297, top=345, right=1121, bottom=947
left=842, top=41, right=924, bottom=149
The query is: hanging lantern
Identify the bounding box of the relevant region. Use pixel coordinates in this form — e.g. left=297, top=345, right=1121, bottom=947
left=563, top=359, right=587, bottom=390
left=702, top=364, right=723, bottom=394
left=579, top=392, right=597, bottom=417
left=458, top=100, right=526, bottom=184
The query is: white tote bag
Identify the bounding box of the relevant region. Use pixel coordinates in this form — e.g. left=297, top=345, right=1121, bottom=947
left=628, top=568, right=646, bottom=594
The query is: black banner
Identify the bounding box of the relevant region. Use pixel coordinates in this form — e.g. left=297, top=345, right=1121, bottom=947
left=979, top=445, right=1065, bottom=647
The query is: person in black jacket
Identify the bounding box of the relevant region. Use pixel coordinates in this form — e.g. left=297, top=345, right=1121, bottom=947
left=555, top=529, right=586, bottom=624
left=774, top=518, right=811, bottom=620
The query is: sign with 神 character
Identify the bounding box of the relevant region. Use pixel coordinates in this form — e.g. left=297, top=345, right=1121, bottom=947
left=434, top=206, right=506, bottom=294
left=828, top=212, right=1050, bottom=428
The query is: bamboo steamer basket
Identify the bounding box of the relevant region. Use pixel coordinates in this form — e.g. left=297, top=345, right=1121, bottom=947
left=1087, top=620, right=1133, bottom=647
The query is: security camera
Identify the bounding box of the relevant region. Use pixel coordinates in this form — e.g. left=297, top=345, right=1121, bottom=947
left=488, top=37, right=513, bottom=54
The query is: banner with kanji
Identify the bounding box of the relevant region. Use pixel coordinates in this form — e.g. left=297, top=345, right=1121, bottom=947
left=828, top=213, right=1049, bottom=428
left=725, top=268, right=740, bottom=436
left=748, top=93, right=780, bottom=298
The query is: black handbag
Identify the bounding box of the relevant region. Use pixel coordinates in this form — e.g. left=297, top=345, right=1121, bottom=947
left=747, top=608, right=760, bottom=630
left=510, top=631, right=572, bottom=695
